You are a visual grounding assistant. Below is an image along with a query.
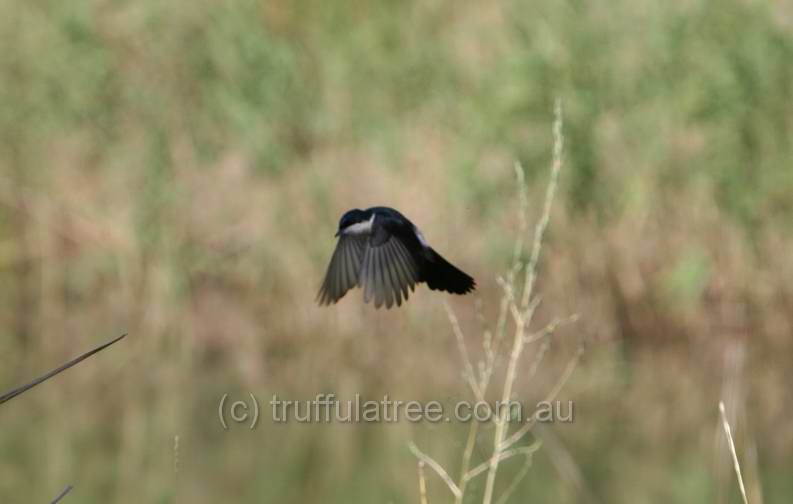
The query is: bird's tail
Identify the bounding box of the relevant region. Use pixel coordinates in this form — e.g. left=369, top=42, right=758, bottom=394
left=424, top=248, right=476, bottom=294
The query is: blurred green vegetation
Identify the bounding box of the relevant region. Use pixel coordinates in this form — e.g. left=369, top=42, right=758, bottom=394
left=4, top=0, right=791, bottom=220
left=1, top=0, right=792, bottom=502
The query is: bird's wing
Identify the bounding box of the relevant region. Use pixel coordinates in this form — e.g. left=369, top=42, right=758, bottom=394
left=317, top=235, right=367, bottom=305
left=360, top=234, right=420, bottom=309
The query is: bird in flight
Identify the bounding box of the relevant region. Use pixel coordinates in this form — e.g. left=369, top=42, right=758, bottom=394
left=317, top=207, right=475, bottom=309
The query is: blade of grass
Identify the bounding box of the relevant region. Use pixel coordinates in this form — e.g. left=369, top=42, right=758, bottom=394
left=50, top=484, right=73, bottom=504
left=0, top=333, right=127, bottom=405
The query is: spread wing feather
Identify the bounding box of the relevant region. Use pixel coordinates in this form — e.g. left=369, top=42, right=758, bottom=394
left=318, top=230, right=421, bottom=309
left=317, top=236, right=366, bottom=305
left=359, top=235, right=419, bottom=309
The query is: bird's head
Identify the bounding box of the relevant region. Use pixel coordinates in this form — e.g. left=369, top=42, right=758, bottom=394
left=335, top=208, right=369, bottom=237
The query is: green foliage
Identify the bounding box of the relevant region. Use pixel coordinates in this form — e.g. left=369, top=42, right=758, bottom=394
left=662, top=246, right=711, bottom=310
left=3, top=0, right=791, bottom=225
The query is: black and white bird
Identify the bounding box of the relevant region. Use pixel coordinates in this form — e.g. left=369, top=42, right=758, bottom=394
left=317, top=207, right=475, bottom=309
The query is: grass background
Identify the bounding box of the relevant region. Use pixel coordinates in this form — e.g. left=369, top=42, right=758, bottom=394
left=1, top=0, right=792, bottom=502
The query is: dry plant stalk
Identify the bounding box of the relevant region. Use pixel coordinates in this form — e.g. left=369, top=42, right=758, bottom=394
left=0, top=333, right=127, bottom=405
left=0, top=334, right=127, bottom=503
left=410, top=99, right=582, bottom=503
left=418, top=460, right=429, bottom=504
left=50, top=484, right=73, bottom=504
left=719, top=401, right=750, bottom=504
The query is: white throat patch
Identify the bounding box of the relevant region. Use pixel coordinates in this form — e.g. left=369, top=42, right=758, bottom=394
left=344, top=213, right=375, bottom=235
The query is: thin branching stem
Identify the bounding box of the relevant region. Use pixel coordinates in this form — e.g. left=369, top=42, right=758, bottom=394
left=465, top=441, right=542, bottom=482
left=495, top=453, right=535, bottom=504
left=502, top=346, right=583, bottom=450
left=409, top=442, right=463, bottom=499
left=520, top=98, right=564, bottom=312
left=483, top=100, right=565, bottom=504
left=445, top=301, right=484, bottom=401
left=409, top=99, right=571, bottom=504
left=456, top=421, right=480, bottom=504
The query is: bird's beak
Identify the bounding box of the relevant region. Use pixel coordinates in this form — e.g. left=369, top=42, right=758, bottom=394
left=334, top=230, right=340, bottom=237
